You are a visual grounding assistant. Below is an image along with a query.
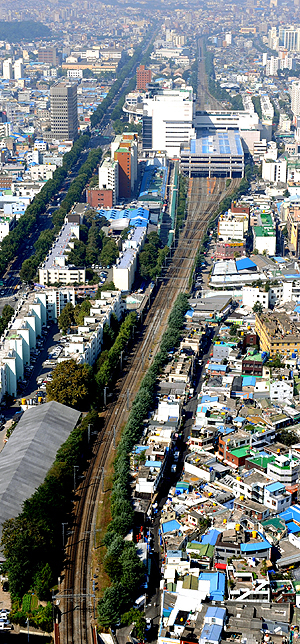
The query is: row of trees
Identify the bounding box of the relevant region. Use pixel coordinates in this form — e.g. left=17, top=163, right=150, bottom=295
left=110, top=32, right=157, bottom=123
left=90, top=26, right=156, bottom=128
left=203, top=41, right=243, bottom=110
left=67, top=233, right=119, bottom=271
left=252, top=96, right=262, bottom=120
left=0, top=134, right=90, bottom=278
left=176, top=175, right=187, bottom=234
left=97, top=293, right=189, bottom=628
left=19, top=146, right=102, bottom=283
left=1, top=411, right=98, bottom=605
left=138, top=231, right=169, bottom=280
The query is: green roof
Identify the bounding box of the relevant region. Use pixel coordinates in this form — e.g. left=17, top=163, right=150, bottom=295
left=182, top=575, right=199, bottom=590
left=261, top=517, right=286, bottom=531
left=247, top=454, right=275, bottom=469
left=230, top=446, right=251, bottom=458
left=187, top=543, right=214, bottom=558
left=254, top=226, right=275, bottom=237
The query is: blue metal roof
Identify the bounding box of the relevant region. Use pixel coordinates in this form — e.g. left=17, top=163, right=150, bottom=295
left=286, top=521, right=300, bottom=534
left=206, top=364, right=227, bottom=371
left=280, top=504, right=300, bottom=524
left=200, top=623, right=222, bottom=644
left=234, top=416, right=246, bottom=422
left=201, top=529, right=220, bottom=546
left=266, top=481, right=284, bottom=493
left=236, top=257, right=256, bottom=271
left=199, top=572, right=225, bottom=601
left=205, top=606, right=226, bottom=621
left=240, top=532, right=271, bottom=553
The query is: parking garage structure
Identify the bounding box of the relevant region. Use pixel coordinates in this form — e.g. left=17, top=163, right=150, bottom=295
left=180, top=129, right=244, bottom=178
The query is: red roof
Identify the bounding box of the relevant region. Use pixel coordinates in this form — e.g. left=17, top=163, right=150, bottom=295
left=215, top=563, right=227, bottom=570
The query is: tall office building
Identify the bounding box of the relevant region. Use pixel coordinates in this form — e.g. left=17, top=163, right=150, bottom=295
left=50, top=82, right=78, bottom=141
left=142, top=87, right=194, bottom=157
left=136, top=64, right=151, bottom=91
left=2, top=59, right=12, bottom=80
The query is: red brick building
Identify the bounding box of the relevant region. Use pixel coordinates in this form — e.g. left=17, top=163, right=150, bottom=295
left=136, top=64, right=151, bottom=91
left=86, top=188, right=113, bottom=209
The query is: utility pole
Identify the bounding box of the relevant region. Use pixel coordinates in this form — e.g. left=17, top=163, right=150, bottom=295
left=113, top=425, right=116, bottom=448
left=73, top=465, right=79, bottom=492
left=120, top=350, right=124, bottom=370
left=62, top=523, right=67, bottom=548
left=101, top=466, right=104, bottom=492
left=88, top=424, right=91, bottom=444
left=104, top=386, right=108, bottom=407
left=127, top=388, right=130, bottom=410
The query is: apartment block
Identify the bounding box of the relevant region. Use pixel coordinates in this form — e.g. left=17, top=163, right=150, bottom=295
left=255, top=311, right=300, bottom=358
left=113, top=133, right=138, bottom=199
left=98, top=158, right=119, bottom=205
left=38, top=216, right=86, bottom=286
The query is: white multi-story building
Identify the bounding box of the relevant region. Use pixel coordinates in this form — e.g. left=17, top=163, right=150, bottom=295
left=67, top=69, right=83, bottom=79
left=98, top=158, right=119, bottom=205
left=113, top=227, right=146, bottom=291
left=267, top=453, right=300, bottom=486
left=2, top=58, right=12, bottom=80
left=14, top=59, right=24, bottom=80
left=61, top=291, right=124, bottom=366
left=0, top=215, right=15, bottom=242
left=38, top=217, right=86, bottom=286
left=291, top=80, right=300, bottom=117
left=262, top=158, right=287, bottom=184
left=142, top=87, right=194, bottom=157
left=30, top=164, right=57, bottom=181
left=218, top=216, right=245, bottom=242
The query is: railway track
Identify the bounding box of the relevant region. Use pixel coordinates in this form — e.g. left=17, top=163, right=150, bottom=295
left=59, top=176, right=240, bottom=644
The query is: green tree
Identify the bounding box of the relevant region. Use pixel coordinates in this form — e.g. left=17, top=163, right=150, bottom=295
left=252, top=302, right=263, bottom=314
left=34, top=563, right=53, bottom=600
left=100, top=238, right=119, bottom=266
left=121, top=608, right=146, bottom=640
left=97, top=583, right=126, bottom=628
left=19, top=259, right=36, bottom=282
left=46, top=359, right=93, bottom=410
left=58, top=302, right=75, bottom=334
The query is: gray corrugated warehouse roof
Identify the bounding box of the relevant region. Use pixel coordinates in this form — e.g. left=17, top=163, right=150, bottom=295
left=0, top=401, right=81, bottom=537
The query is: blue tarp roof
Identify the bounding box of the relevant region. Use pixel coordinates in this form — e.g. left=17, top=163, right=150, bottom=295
left=199, top=572, right=225, bottom=601
left=236, top=257, right=256, bottom=271
left=201, top=529, right=220, bottom=546
left=242, top=375, right=256, bottom=387
left=161, top=519, right=181, bottom=534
